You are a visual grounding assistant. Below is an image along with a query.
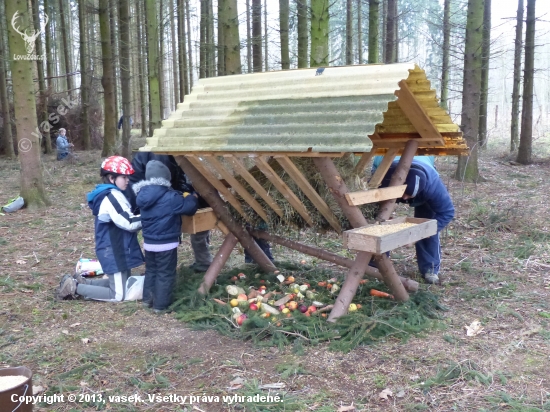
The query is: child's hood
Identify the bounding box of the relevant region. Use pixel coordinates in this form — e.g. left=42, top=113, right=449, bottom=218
left=133, top=177, right=172, bottom=209
left=86, top=184, right=119, bottom=214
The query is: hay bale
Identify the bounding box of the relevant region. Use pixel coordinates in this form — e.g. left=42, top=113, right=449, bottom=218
left=230, top=154, right=377, bottom=232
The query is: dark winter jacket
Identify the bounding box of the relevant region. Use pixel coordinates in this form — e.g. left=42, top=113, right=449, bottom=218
left=87, top=184, right=144, bottom=274
left=380, top=160, right=454, bottom=232
left=133, top=177, right=199, bottom=245
left=124, top=152, right=194, bottom=213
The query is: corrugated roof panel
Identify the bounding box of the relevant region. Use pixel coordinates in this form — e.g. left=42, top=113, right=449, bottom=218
left=142, top=63, right=417, bottom=154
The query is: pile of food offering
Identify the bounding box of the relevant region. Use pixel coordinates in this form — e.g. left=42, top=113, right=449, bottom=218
left=171, top=263, right=446, bottom=352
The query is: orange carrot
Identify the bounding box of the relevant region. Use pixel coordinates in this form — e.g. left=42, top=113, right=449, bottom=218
left=370, top=289, right=394, bottom=299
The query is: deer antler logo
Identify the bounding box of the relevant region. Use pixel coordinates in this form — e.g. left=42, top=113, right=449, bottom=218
left=11, top=10, right=49, bottom=55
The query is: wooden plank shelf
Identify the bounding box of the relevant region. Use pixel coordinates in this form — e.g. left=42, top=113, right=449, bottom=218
left=343, top=217, right=437, bottom=254
left=345, top=185, right=407, bottom=206
left=182, top=207, right=227, bottom=234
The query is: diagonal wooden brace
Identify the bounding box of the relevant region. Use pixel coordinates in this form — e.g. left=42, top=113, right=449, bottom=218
left=175, top=156, right=277, bottom=277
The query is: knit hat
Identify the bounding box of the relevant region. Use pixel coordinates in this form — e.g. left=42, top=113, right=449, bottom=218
left=145, top=160, right=171, bottom=181
left=404, top=168, right=426, bottom=197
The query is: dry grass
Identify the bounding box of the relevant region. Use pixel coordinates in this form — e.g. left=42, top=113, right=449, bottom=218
left=1, top=145, right=550, bottom=411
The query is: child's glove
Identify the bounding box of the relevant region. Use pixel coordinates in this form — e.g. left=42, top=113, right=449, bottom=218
left=183, top=192, right=190, bottom=198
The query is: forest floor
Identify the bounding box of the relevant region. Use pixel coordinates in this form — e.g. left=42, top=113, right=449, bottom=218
left=1, top=138, right=550, bottom=411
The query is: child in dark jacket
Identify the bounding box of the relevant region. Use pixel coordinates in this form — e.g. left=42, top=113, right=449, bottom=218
left=56, top=156, right=144, bottom=301
left=133, top=160, right=199, bottom=311
left=380, top=159, right=454, bottom=284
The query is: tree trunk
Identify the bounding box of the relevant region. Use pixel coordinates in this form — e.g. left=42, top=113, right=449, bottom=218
left=109, top=0, right=120, bottom=143
left=145, top=0, right=162, bottom=134
left=5, top=0, right=49, bottom=207
left=199, top=0, right=207, bottom=78
left=297, top=0, right=308, bottom=68
left=58, top=0, right=74, bottom=97
left=217, top=0, right=225, bottom=76
left=178, top=0, right=189, bottom=93
left=478, top=0, right=491, bottom=148
left=246, top=0, right=252, bottom=72
left=170, top=0, right=179, bottom=106
left=221, top=0, right=242, bottom=75
left=384, top=0, right=397, bottom=63
left=357, top=0, right=362, bottom=64
left=136, top=0, right=148, bottom=137
left=367, top=0, right=379, bottom=63
left=310, top=0, right=329, bottom=67
left=78, top=0, right=91, bottom=150
left=0, top=0, right=14, bottom=158
left=99, top=0, right=117, bottom=155
left=455, top=0, right=483, bottom=182
left=517, top=0, right=536, bottom=164
left=43, top=0, right=54, bottom=90
left=279, top=0, right=290, bottom=69
left=158, top=0, right=165, bottom=118
left=252, top=0, right=262, bottom=72
left=510, top=0, right=524, bottom=152
left=263, top=0, right=268, bottom=70
left=208, top=0, right=215, bottom=76
left=118, top=0, right=131, bottom=158
left=440, top=0, right=451, bottom=110
left=346, top=0, right=353, bottom=65
left=185, top=0, right=194, bottom=89
left=30, top=0, right=52, bottom=154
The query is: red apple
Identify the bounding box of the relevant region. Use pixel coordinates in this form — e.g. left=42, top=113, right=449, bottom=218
left=299, top=305, right=308, bottom=313
left=249, top=303, right=259, bottom=311
left=236, top=314, right=247, bottom=326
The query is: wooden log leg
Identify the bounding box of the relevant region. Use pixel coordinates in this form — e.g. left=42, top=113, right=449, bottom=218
left=373, top=254, right=409, bottom=302
left=249, top=228, right=419, bottom=292
left=198, top=233, right=239, bottom=295
left=176, top=156, right=277, bottom=273
left=328, top=252, right=371, bottom=322
left=314, top=145, right=419, bottom=320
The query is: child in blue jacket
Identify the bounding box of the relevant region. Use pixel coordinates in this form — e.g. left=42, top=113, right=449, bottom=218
left=56, top=156, right=144, bottom=301
left=380, top=159, right=454, bottom=284
left=133, top=160, right=199, bottom=311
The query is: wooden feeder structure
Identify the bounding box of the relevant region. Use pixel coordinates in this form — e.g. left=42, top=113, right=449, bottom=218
left=140, top=63, right=469, bottom=321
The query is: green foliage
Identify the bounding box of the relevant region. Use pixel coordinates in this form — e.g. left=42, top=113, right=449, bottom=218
left=418, top=361, right=491, bottom=391
left=485, top=391, right=550, bottom=411
left=171, top=263, right=444, bottom=352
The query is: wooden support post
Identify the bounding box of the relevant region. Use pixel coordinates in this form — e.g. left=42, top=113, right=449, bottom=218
left=198, top=233, right=239, bottom=295
left=249, top=229, right=418, bottom=292
left=377, top=140, right=420, bottom=221
left=373, top=254, right=409, bottom=301
left=353, top=149, right=376, bottom=175
left=314, top=140, right=419, bottom=320
left=368, top=147, right=399, bottom=188
left=175, top=156, right=277, bottom=275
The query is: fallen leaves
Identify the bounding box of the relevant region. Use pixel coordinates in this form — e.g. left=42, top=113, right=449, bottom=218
left=16, top=259, right=26, bottom=265
left=379, top=388, right=393, bottom=400
left=337, top=404, right=356, bottom=412
left=464, top=319, right=484, bottom=337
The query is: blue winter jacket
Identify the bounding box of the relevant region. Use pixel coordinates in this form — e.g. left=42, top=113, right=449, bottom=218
left=380, top=160, right=454, bottom=232
left=133, top=177, right=199, bottom=245
left=87, top=184, right=144, bottom=274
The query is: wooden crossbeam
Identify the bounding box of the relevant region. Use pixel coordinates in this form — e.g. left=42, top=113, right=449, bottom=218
left=353, top=149, right=376, bottom=175
left=202, top=155, right=269, bottom=222
left=345, top=185, right=406, bottom=206
left=367, top=147, right=399, bottom=188
left=185, top=155, right=247, bottom=219
left=394, top=80, right=445, bottom=146
left=253, top=156, right=314, bottom=227
left=275, top=155, right=342, bottom=233
left=224, top=155, right=284, bottom=218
